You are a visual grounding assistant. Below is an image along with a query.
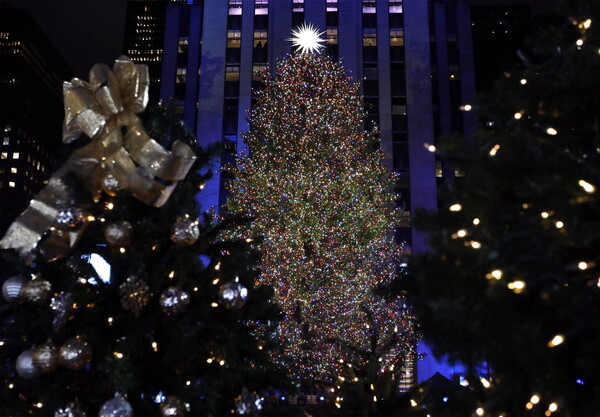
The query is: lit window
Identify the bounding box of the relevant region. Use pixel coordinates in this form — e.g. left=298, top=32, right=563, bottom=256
left=363, top=31, right=377, bottom=47
left=225, top=66, right=240, bottom=81
left=327, top=0, right=338, bottom=12
left=178, top=37, right=189, bottom=53
left=253, top=65, right=267, bottom=81
left=4, top=125, right=10, bottom=132
left=12, top=152, right=19, bottom=159
left=9, top=181, right=16, bottom=188
left=362, top=0, right=376, bottom=13
left=293, top=0, right=304, bottom=12
left=176, top=68, right=187, bottom=83
left=10, top=167, right=17, bottom=174
left=1, top=152, right=7, bottom=159
left=390, top=29, right=404, bottom=46
left=36, top=162, right=41, bottom=170
left=253, top=31, right=267, bottom=47
left=389, top=0, right=403, bottom=13
left=2, top=137, right=8, bottom=145
left=227, top=31, right=241, bottom=48
left=255, top=0, right=268, bottom=14
left=327, top=28, right=338, bottom=45
left=228, top=0, right=242, bottom=15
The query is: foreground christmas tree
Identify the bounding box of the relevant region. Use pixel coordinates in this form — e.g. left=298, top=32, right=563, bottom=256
left=0, top=57, right=287, bottom=416
left=226, top=31, right=417, bottom=399
left=401, top=1, right=600, bottom=415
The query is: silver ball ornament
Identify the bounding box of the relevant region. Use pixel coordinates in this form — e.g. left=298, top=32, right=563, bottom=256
left=16, top=349, right=40, bottom=379
left=2, top=275, right=26, bottom=303
left=218, top=281, right=248, bottom=310
left=104, top=221, right=133, bottom=247
left=159, top=396, right=186, bottom=417
left=170, top=217, right=199, bottom=246
left=22, top=278, right=53, bottom=306
left=159, top=287, right=190, bottom=315
left=54, top=402, right=87, bottom=417
left=59, top=337, right=92, bottom=370
left=102, top=172, right=120, bottom=197
left=99, top=393, right=133, bottom=417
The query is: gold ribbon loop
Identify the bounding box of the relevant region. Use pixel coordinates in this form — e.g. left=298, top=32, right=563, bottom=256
left=1, top=56, right=197, bottom=259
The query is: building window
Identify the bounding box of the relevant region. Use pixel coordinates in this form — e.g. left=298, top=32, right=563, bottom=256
left=4, top=125, right=10, bottom=132
left=229, top=0, right=242, bottom=15
left=293, top=0, right=304, bottom=12
left=227, top=30, right=241, bottom=48
left=12, top=152, right=19, bottom=159
left=9, top=181, right=16, bottom=188
left=10, top=167, right=17, bottom=174
left=390, top=29, right=404, bottom=46
left=363, top=31, right=377, bottom=47
left=327, top=0, right=338, bottom=12
left=255, top=0, right=268, bottom=15
left=253, top=31, right=267, bottom=47
left=389, top=0, right=403, bottom=13
left=2, top=137, right=8, bottom=145
left=253, top=65, right=267, bottom=81
left=176, top=68, right=187, bottom=83
left=326, top=28, right=338, bottom=45
left=225, top=65, right=240, bottom=81
left=1, top=152, right=7, bottom=159
left=362, top=0, right=376, bottom=13
left=178, top=37, right=189, bottom=53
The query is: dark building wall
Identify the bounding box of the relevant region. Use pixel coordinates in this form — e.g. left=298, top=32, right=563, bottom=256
left=0, top=5, right=73, bottom=234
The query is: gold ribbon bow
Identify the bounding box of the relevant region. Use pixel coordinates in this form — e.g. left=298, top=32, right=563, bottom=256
left=1, top=56, right=197, bottom=259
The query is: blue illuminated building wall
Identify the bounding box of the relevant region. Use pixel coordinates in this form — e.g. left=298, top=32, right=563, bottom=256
left=154, top=0, right=477, bottom=385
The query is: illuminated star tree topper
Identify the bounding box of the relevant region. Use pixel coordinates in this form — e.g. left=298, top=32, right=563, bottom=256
left=289, top=22, right=325, bottom=54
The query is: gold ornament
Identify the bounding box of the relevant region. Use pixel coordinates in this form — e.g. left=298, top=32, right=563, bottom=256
left=32, top=342, right=59, bottom=373
left=159, top=287, right=190, bottom=315
left=119, top=276, right=150, bottom=317
left=2, top=275, right=26, bottom=303
left=59, top=337, right=92, bottom=370
left=22, top=277, right=53, bottom=306
left=159, top=396, right=187, bottom=417
left=170, top=216, right=200, bottom=246
left=104, top=221, right=134, bottom=246
left=0, top=56, right=197, bottom=260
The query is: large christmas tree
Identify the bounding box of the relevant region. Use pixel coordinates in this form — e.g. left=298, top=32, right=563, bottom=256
left=0, top=57, right=287, bottom=417
left=226, top=47, right=417, bottom=387
left=400, top=1, right=600, bottom=415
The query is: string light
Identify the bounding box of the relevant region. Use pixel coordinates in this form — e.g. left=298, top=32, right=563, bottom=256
left=546, top=127, right=558, bottom=136
left=168, top=270, right=175, bottom=279
left=507, top=281, right=525, bottom=293
left=576, top=39, right=584, bottom=46
left=548, top=334, right=564, bottom=347
left=531, top=394, right=540, bottom=404
left=578, top=261, right=588, bottom=270
left=457, top=229, right=467, bottom=238
left=473, top=218, right=480, bottom=225
left=449, top=203, right=462, bottom=212
left=470, top=241, right=482, bottom=249
left=486, top=269, right=502, bottom=280
left=549, top=403, right=558, bottom=412
left=114, top=352, right=124, bottom=359
left=489, top=144, right=500, bottom=156
left=555, top=221, right=564, bottom=229
left=583, top=19, right=592, bottom=29
left=541, top=211, right=550, bottom=219
left=462, top=104, right=472, bottom=111
left=514, top=111, right=523, bottom=120
left=426, top=144, right=436, bottom=152
left=476, top=407, right=484, bottom=416
left=520, top=79, right=527, bottom=85
left=151, top=342, right=158, bottom=352
left=578, top=179, right=595, bottom=193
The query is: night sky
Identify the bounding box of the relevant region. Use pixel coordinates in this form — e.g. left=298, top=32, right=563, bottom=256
left=4, top=0, right=127, bottom=77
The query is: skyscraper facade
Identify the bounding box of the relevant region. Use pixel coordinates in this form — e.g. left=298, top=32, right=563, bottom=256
left=0, top=5, right=72, bottom=234
left=158, top=0, right=477, bottom=260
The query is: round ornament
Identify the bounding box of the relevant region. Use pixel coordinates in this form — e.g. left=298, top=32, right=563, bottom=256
left=104, top=221, right=134, bottom=247
left=170, top=216, right=200, bottom=246
left=159, top=287, right=190, bottom=315
left=55, top=206, right=85, bottom=229
left=16, top=349, right=40, bottom=379
left=2, top=275, right=26, bottom=303
left=54, top=402, right=86, bottom=417
left=99, top=393, right=133, bottom=417
left=22, top=278, right=53, bottom=306
left=32, top=342, right=59, bottom=373
left=159, top=396, right=186, bottom=417
left=119, top=276, right=150, bottom=317
left=59, top=337, right=92, bottom=370
left=102, top=172, right=120, bottom=197
left=218, top=281, right=248, bottom=310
